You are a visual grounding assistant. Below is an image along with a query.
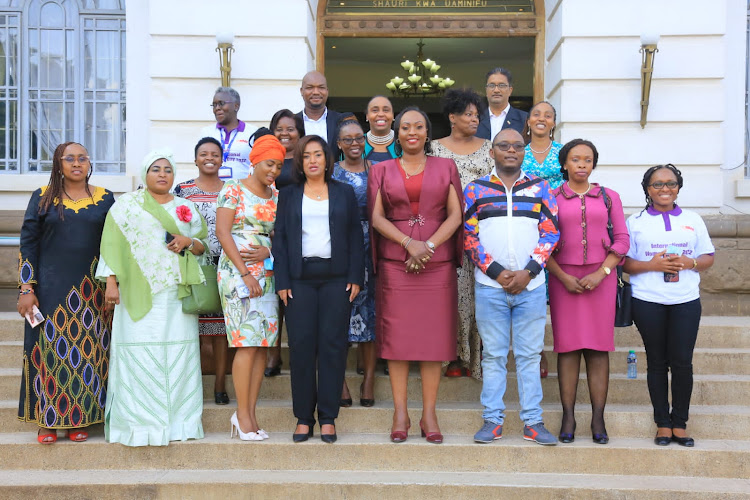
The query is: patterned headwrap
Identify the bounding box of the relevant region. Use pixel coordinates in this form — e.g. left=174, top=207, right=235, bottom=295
left=249, top=135, right=286, bottom=165
left=141, top=148, right=176, bottom=184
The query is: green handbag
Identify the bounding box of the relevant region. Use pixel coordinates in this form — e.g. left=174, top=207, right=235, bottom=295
left=182, top=262, right=222, bottom=315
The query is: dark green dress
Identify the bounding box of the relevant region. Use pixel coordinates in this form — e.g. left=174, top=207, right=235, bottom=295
left=18, top=186, right=114, bottom=428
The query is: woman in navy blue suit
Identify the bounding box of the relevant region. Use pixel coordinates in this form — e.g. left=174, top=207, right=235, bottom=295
left=273, top=135, right=364, bottom=443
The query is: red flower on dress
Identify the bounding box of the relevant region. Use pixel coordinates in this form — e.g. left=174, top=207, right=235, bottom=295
left=176, top=205, right=193, bottom=222
left=254, top=200, right=277, bottom=223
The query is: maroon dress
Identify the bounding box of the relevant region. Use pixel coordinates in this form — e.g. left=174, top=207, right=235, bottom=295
left=367, top=156, right=464, bottom=361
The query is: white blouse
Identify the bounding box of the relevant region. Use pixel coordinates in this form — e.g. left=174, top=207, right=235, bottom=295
left=301, top=196, right=331, bottom=258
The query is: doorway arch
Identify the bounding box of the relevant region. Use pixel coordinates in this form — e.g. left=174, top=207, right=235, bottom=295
left=315, top=0, right=545, bottom=103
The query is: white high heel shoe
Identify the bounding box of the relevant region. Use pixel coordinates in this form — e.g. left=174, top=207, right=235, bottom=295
left=257, top=429, right=269, bottom=439
left=230, top=412, right=263, bottom=441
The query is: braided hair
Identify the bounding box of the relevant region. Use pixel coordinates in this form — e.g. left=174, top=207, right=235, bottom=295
left=38, top=142, right=92, bottom=220
left=640, top=163, right=683, bottom=211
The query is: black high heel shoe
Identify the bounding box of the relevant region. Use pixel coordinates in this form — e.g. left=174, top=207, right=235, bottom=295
left=292, top=425, right=314, bottom=443
left=559, top=421, right=576, bottom=443
left=321, top=425, right=337, bottom=444
left=359, top=383, right=374, bottom=407
left=264, top=361, right=282, bottom=377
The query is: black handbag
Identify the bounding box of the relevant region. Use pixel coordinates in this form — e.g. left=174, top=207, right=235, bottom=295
left=601, top=187, right=633, bottom=327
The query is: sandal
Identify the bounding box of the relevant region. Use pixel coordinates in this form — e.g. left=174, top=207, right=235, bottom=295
left=68, top=430, right=88, bottom=442
left=37, top=429, right=57, bottom=445
left=444, top=365, right=465, bottom=377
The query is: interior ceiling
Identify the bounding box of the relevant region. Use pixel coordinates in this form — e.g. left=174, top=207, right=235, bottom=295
left=325, top=37, right=534, bottom=65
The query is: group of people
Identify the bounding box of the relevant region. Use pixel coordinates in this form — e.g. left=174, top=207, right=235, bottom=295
left=16, top=68, right=714, bottom=450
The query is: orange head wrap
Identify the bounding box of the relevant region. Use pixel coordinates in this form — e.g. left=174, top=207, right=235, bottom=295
left=249, top=134, right=286, bottom=165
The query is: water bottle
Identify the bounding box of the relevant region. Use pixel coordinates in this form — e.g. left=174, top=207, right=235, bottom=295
left=627, top=350, right=637, bottom=379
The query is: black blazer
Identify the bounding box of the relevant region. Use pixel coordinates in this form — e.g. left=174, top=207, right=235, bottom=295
left=273, top=180, right=364, bottom=290
left=295, top=108, right=343, bottom=145
left=475, top=106, right=528, bottom=140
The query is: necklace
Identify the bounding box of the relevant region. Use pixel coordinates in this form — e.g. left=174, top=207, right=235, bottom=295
left=367, top=130, right=394, bottom=145
left=400, top=158, right=425, bottom=179
left=529, top=141, right=552, bottom=155
left=568, top=181, right=591, bottom=197
left=305, top=183, right=326, bottom=200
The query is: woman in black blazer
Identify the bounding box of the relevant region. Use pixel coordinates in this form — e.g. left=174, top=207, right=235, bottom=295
left=273, top=135, right=364, bottom=443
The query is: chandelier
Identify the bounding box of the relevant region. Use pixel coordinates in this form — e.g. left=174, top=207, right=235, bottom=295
left=385, top=40, right=455, bottom=97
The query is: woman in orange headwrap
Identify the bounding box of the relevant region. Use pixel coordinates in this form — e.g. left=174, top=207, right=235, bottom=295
left=215, top=134, right=286, bottom=441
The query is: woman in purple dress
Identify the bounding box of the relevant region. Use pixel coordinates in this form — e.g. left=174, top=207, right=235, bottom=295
left=546, top=139, right=629, bottom=445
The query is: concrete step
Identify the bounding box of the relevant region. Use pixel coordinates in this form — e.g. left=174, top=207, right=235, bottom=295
left=2, top=366, right=749, bottom=406
left=4, top=400, right=748, bottom=441
left=2, top=312, right=750, bottom=348
left=0, top=432, right=748, bottom=480
left=1, top=469, right=748, bottom=499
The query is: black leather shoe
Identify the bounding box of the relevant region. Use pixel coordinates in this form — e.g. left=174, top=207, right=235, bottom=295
left=292, top=426, right=314, bottom=443
left=671, top=435, right=695, bottom=447
left=654, top=435, right=671, bottom=446
left=339, top=398, right=352, bottom=408
left=214, top=392, right=229, bottom=405
left=264, top=363, right=281, bottom=377
left=321, top=428, right=337, bottom=444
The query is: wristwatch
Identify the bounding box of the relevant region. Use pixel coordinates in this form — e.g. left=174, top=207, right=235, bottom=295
left=425, top=240, right=436, bottom=252
left=526, top=269, right=538, bottom=279
left=187, top=239, right=195, bottom=251
left=601, top=265, right=611, bottom=276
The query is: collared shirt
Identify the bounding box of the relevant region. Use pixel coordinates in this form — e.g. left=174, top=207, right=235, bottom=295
left=464, top=169, right=559, bottom=291
left=199, top=120, right=258, bottom=180
left=626, top=204, right=715, bottom=305
left=303, top=108, right=329, bottom=142
left=489, top=103, right=510, bottom=144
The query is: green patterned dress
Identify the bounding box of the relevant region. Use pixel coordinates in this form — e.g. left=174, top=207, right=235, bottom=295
left=217, top=180, right=279, bottom=348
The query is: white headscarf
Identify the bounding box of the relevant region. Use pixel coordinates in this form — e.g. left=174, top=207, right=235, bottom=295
left=141, top=148, right=176, bottom=184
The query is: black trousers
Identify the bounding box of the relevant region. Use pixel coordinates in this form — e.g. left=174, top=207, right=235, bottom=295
left=285, top=258, right=352, bottom=426
left=632, top=297, right=701, bottom=429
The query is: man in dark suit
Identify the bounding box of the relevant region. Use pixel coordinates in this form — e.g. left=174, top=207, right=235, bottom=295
left=296, top=71, right=343, bottom=145
left=476, top=67, right=528, bottom=141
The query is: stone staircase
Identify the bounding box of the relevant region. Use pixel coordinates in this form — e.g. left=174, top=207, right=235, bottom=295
left=0, top=311, right=749, bottom=498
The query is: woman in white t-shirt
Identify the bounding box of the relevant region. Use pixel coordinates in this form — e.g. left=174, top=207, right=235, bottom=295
left=623, top=164, right=715, bottom=448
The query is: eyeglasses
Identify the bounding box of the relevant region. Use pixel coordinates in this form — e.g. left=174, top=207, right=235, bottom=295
left=210, top=101, right=234, bottom=108
left=493, top=141, right=525, bottom=151
left=339, top=136, right=366, bottom=146
left=649, top=181, right=679, bottom=190
left=486, top=83, right=510, bottom=90
left=62, top=155, right=90, bottom=164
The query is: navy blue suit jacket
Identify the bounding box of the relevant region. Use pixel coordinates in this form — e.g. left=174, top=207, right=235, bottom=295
left=476, top=106, right=528, bottom=141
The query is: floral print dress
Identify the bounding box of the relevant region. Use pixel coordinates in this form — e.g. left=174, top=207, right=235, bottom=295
left=332, top=162, right=375, bottom=343
left=216, top=180, right=279, bottom=348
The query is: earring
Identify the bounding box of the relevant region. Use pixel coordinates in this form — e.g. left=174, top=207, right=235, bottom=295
left=526, top=128, right=530, bottom=136
left=450, top=122, right=455, bottom=128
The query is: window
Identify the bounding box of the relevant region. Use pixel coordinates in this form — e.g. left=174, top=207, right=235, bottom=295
left=0, top=0, right=125, bottom=174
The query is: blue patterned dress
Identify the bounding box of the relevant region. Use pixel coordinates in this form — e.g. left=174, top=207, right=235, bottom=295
left=521, top=141, right=564, bottom=189
left=332, top=162, right=375, bottom=343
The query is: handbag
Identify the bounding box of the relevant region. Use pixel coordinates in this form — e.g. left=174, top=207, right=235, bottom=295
left=182, top=257, right=222, bottom=315
left=601, top=187, right=633, bottom=327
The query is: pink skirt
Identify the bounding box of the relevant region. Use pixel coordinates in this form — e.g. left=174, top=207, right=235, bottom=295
left=548, top=262, right=616, bottom=353
left=376, top=259, right=458, bottom=361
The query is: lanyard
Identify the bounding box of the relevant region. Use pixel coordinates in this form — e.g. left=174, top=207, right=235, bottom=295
left=219, top=127, right=239, bottom=163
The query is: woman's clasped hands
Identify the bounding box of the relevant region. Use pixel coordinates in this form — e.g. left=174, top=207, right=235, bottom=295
left=404, top=239, right=434, bottom=274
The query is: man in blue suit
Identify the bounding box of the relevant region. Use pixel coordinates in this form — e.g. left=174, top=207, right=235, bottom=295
left=476, top=68, right=528, bottom=141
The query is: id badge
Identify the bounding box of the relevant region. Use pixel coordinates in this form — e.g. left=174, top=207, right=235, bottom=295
left=218, top=166, right=233, bottom=179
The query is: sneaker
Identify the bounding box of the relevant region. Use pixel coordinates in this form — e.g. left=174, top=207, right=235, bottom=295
left=474, top=420, right=503, bottom=443
left=523, top=423, right=558, bottom=446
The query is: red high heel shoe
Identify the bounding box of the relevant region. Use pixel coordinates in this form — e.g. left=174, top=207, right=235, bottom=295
left=419, top=419, right=443, bottom=444
left=390, top=420, right=411, bottom=443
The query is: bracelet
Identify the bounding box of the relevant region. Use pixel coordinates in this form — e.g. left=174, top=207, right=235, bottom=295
left=19, top=288, right=34, bottom=296
left=239, top=270, right=251, bottom=278
left=187, top=238, right=196, bottom=251
left=692, top=258, right=698, bottom=270
left=400, top=236, right=409, bottom=247
left=403, top=238, right=413, bottom=249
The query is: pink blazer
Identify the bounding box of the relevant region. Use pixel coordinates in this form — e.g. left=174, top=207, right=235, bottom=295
left=367, top=156, right=464, bottom=272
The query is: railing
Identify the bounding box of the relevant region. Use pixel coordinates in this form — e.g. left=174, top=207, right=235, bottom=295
left=0, top=237, right=20, bottom=246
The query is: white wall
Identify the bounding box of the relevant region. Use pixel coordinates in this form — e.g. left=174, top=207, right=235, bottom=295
left=545, top=0, right=746, bottom=213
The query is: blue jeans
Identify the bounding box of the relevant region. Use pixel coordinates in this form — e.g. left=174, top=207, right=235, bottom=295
left=475, top=283, right=546, bottom=426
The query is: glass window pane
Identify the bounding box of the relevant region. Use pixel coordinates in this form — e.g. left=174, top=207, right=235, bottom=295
left=96, top=30, right=116, bottom=88
left=66, top=30, right=74, bottom=89
left=40, top=2, right=63, bottom=28
left=40, top=29, right=65, bottom=88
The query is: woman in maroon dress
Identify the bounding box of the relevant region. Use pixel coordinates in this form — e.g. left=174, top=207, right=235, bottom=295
left=367, top=107, right=463, bottom=444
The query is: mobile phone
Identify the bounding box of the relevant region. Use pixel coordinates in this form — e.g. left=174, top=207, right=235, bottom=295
left=663, top=244, right=681, bottom=283
left=25, top=305, right=44, bottom=328
left=165, top=231, right=185, bottom=256
left=236, top=283, right=251, bottom=299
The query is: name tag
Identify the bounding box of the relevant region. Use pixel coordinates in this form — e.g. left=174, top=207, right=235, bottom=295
left=218, top=166, right=233, bottom=179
